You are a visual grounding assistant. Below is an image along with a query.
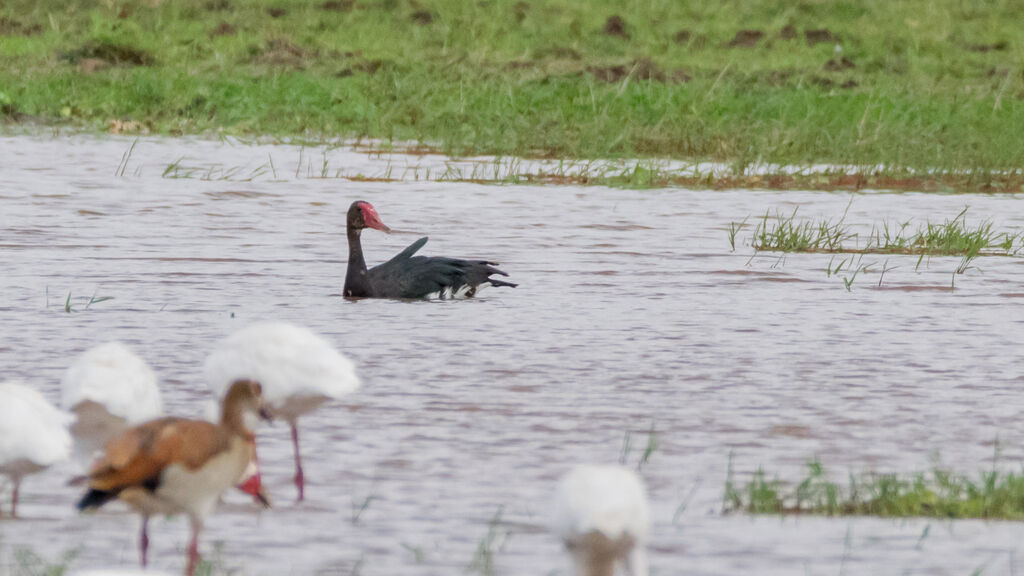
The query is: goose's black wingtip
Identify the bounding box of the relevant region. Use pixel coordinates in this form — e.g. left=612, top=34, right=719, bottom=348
left=490, top=279, right=518, bottom=288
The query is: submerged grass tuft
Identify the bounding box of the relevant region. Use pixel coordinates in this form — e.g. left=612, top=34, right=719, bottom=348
left=746, top=207, right=1024, bottom=258
left=725, top=460, right=1024, bottom=520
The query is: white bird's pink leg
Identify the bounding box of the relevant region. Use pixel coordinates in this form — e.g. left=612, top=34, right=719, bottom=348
left=10, top=479, right=19, bottom=517
left=291, top=422, right=305, bottom=501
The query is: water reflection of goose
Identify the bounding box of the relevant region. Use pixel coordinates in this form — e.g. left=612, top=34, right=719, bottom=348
left=61, top=342, right=162, bottom=462
left=76, top=379, right=271, bottom=576
left=343, top=200, right=517, bottom=299
left=554, top=465, right=651, bottom=576
left=0, top=381, right=72, bottom=517
left=205, top=322, right=361, bottom=501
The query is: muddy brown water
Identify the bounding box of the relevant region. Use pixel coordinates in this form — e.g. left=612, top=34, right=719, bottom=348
left=3, top=135, right=1024, bottom=575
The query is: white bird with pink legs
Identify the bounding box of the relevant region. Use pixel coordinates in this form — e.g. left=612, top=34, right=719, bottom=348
left=0, top=381, right=72, bottom=517
left=204, top=322, right=361, bottom=501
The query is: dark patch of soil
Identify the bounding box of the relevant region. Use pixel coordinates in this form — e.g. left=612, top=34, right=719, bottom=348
left=805, top=28, right=835, bottom=46
left=729, top=29, right=764, bottom=48
left=354, top=59, right=384, bottom=74
left=603, top=15, right=628, bottom=38
left=824, top=56, right=855, bottom=71
left=210, top=22, right=235, bottom=37
left=205, top=0, right=231, bottom=10
left=321, top=0, right=355, bottom=11
left=61, top=41, right=154, bottom=66
left=0, top=16, right=43, bottom=36
left=810, top=76, right=834, bottom=89
left=965, top=40, right=1008, bottom=53
left=336, top=56, right=388, bottom=77
left=266, top=7, right=288, bottom=18
left=513, top=1, right=529, bottom=23
left=780, top=25, right=796, bottom=40
left=587, top=58, right=685, bottom=84
left=411, top=9, right=434, bottom=24
left=674, top=29, right=691, bottom=45
left=840, top=79, right=859, bottom=89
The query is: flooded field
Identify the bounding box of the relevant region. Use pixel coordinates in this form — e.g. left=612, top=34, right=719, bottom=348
left=3, top=135, right=1024, bottom=575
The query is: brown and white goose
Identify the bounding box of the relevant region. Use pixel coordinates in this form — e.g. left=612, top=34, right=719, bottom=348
left=76, top=379, right=271, bottom=576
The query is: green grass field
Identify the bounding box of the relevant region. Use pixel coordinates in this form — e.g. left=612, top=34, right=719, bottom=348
left=3, top=0, right=1024, bottom=179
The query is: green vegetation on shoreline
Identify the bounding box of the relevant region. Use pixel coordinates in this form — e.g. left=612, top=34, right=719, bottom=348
left=3, top=0, right=1024, bottom=180
left=726, top=461, right=1024, bottom=520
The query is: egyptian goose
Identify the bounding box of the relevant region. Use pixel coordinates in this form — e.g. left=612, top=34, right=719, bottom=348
left=553, top=465, right=651, bottom=576
left=344, top=201, right=517, bottom=299
left=0, top=381, right=72, bottom=517
left=204, top=322, right=360, bottom=501
left=61, top=342, right=266, bottom=505
left=76, top=379, right=271, bottom=575
left=61, top=342, right=162, bottom=461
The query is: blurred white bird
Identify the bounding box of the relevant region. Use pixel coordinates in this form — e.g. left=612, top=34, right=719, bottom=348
left=0, top=380, right=72, bottom=516
left=60, top=342, right=162, bottom=461
left=553, top=465, right=651, bottom=576
left=204, top=322, right=361, bottom=501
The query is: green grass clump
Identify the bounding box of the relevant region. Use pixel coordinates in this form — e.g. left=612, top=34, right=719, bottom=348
left=725, top=460, right=1024, bottom=520
left=3, top=0, right=1024, bottom=177
left=747, top=207, right=1023, bottom=257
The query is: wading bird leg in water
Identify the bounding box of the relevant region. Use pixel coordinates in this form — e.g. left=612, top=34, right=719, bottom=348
left=186, top=518, right=202, bottom=576
left=140, top=516, right=150, bottom=567
left=292, top=422, right=305, bottom=501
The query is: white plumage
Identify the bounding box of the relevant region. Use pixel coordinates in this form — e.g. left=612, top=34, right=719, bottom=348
left=553, top=465, right=650, bottom=576
left=60, top=342, right=162, bottom=461
left=204, top=322, right=360, bottom=500
left=0, top=381, right=72, bottom=516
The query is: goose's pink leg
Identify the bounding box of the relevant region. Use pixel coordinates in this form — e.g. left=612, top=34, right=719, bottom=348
left=186, top=518, right=202, bottom=576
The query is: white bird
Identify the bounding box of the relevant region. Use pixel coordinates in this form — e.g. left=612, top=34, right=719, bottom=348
left=61, top=342, right=162, bottom=461
left=204, top=322, right=360, bottom=501
left=77, top=379, right=270, bottom=576
left=553, top=465, right=651, bottom=576
left=0, top=381, right=73, bottom=517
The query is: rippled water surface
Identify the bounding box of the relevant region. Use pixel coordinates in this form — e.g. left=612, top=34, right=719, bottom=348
left=3, top=135, right=1024, bottom=575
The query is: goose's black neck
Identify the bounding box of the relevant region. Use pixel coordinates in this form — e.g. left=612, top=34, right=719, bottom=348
left=344, top=227, right=372, bottom=297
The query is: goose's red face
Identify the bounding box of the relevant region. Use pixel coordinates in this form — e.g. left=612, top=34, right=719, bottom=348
left=359, top=202, right=391, bottom=233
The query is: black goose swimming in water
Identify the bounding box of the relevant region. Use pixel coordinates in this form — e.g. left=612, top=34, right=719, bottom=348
left=343, top=201, right=517, bottom=299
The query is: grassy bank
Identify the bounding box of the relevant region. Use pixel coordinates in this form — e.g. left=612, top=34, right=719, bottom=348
left=3, top=0, right=1024, bottom=176
left=725, top=461, right=1024, bottom=520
